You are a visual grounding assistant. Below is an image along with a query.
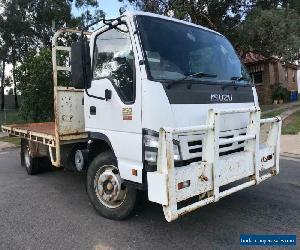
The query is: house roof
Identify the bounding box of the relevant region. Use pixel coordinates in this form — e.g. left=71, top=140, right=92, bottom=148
left=242, top=51, right=299, bottom=69
left=243, top=52, right=267, bottom=64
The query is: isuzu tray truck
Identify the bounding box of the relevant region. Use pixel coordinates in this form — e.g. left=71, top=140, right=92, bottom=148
left=2, top=11, right=281, bottom=222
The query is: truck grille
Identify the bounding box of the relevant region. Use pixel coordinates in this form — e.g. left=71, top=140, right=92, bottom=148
left=178, top=127, right=247, bottom=165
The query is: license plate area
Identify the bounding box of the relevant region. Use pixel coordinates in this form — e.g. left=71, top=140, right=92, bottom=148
left=173, top=151, right=254, bottom=203
left=218, top=151, right=254, bottom=186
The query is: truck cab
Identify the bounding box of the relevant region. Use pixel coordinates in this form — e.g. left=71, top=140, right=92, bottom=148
left=86, top=11, right=255, bottom=179
left=2, top=11, right=282, bottom=222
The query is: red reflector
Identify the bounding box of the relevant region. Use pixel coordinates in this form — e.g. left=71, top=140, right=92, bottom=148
left=178, top=180, right=190, bottom=190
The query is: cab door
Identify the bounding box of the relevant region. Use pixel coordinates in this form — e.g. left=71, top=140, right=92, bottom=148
left=85, top=20, right=142, bottom=134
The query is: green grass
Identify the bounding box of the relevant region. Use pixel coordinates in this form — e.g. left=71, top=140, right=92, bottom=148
left=0, top=136, right=21, bottom=146
left=261, top=101, right=300, bottom=114
left=282, top=111, right=300, bottom=135
left=261, top=110, right=283, bottom=119
left=0, top=111, right=25, bottom=149
left=261, top=104, right=276, bottom=112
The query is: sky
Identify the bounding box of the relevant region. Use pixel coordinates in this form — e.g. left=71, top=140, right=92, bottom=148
left=72, top=0, right=134, bottom=19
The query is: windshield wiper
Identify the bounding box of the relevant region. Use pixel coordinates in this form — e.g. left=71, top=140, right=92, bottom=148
left=166, top=72, right=217, bottom=89
left=222, top=76, right=251, bottom=90
left=230, top=76, right=251, bottom=82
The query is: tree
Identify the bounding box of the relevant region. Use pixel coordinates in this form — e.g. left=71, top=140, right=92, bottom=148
left=4, top=76, right=13, bottom=95
left=0, top=60, right=5, bottom=110
left=120, top=0, right=248, bottom=40
left=16, top=48, right=74, bottom=122
left=122, top=0, right=300, bottom=62
left=31, top=0, right=103, bottom=47
left=0, top=0, right=104, bottom=112
left=15, top=49, right=54, bottom=122
left=0, top=14, right=12, bottom=109
left=0, top=0, right=39, bottom=108
left=238, top=7, right=300, bottom=62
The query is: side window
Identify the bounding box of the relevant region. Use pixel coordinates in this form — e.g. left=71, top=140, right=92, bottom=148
left=93, top=25, right=135, bottom=103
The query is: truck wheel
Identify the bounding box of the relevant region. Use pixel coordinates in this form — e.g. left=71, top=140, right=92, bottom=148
left=21, top=139, right=40, bottom=175
left=86, top=151, right=136, bottom=220
left=21, top=139, right=26, bottom=167
left=61, top=143, right=88, bottom=171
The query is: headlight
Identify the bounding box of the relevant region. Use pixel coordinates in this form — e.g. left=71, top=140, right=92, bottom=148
left=143, top=131, right=159, bottom=164
left=143, top=129, right=182, bottom=168
left=144, top=134, right=159, bottom=148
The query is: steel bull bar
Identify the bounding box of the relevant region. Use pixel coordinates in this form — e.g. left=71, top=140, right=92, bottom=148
left=147, top=107, right=282, bottom=222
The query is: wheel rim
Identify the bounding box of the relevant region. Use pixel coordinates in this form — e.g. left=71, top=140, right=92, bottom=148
left=94, top=165, right=127, bottom=209
left=24, top=147, right=31, bottom=169
left=74, top=150, right=84, bottom=171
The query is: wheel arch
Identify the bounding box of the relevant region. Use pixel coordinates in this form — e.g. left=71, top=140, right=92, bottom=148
left=88, top=132, right=117, bottom=165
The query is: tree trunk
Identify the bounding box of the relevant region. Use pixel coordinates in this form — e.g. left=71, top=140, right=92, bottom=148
left=1, top=61, right=5, bottom=110
left=12, top=62, right=19, bottom=109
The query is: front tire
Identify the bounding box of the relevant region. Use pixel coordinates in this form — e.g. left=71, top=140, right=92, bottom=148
left=86, top=151, right=136, bottom=220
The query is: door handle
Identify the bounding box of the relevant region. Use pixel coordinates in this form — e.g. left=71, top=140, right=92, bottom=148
left=90, top=106, right=96, bottom=115
left=105, top=89, right=112, bottom=101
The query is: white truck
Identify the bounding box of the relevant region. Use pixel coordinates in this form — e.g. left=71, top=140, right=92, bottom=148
left=2, top=11, right=282, bottom=222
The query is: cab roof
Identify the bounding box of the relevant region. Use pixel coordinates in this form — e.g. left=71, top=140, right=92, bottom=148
left=123, top=10, right=223, bottom=37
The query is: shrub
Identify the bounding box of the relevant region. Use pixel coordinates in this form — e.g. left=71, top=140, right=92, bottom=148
left=272, top=85, right=290, bottom=102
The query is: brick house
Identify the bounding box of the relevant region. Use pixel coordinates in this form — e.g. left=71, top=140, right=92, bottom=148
left=243, top=52, right=299, bottom=104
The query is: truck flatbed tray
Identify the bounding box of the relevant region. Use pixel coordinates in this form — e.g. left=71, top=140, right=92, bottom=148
left=2, top=122, right=56, bottom=146
left=4, top=122, right=55, bottom=136
left=2, top=122, right=87, bottom=147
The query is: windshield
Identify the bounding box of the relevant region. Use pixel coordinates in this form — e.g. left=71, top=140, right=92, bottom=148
left=136, top=16, right=250, bottom=83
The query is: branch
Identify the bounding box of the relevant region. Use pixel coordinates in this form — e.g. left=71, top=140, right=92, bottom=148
left=183, top=0, right=217, bottom=30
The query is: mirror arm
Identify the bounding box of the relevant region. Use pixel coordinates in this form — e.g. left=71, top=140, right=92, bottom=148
left=85, top=89, right=106, bottom=101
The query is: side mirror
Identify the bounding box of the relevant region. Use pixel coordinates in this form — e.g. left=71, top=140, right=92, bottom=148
left=71, top=38, right=92, bottom=89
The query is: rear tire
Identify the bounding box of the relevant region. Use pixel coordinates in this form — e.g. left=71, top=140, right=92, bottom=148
left=21, top=139, right=26, bottom=167
left=86, top=151, right=136, bottom=220
left=21, top=139, right=48, bottom=175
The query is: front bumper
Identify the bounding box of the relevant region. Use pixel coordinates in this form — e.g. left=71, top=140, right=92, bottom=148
left=147, top=107, right=282, bottom=222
